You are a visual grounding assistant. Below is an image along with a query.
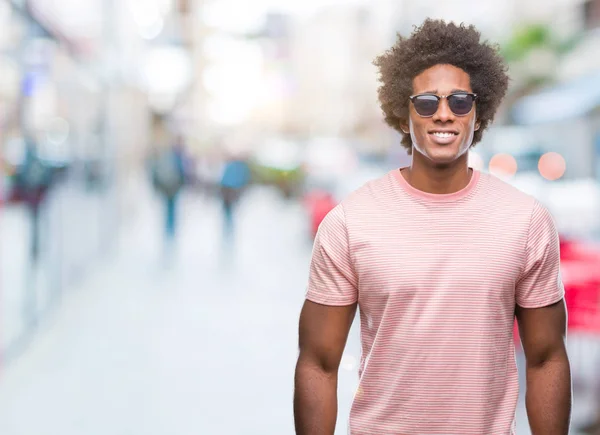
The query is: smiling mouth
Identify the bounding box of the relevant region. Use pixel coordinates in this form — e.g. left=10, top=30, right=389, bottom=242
left=430, top=131, right=458, bottom=138
left=428, top=131, right=459, bottom=145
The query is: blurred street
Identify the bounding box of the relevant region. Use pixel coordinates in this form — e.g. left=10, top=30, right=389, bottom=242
left=1, top=0, right=600, bottom=433
left=0, top=184, right=363, bottom=435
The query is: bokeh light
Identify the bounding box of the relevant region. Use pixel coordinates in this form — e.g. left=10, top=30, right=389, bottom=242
left=538, top=152, right=566, bottom=181
left=489, top=153, right=518, bottom=178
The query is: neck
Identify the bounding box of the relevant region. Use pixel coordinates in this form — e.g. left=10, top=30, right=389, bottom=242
left=403, top=152, right=472, bottom=194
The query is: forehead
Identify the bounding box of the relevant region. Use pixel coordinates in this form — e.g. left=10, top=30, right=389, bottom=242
left=412, top=64, right=472, bottom=93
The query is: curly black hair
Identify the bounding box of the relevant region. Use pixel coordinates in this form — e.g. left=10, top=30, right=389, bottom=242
left=373, top=19, right=510, bottom=152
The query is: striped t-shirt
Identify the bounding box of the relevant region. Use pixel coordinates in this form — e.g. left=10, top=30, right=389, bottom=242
left=306, top=168, right=564, bottom=435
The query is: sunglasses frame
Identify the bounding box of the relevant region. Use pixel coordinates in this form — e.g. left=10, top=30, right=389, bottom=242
left=409, top=92, right=478, bottom=117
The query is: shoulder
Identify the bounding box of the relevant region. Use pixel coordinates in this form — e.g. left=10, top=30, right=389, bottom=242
left=317, top=171, right=396, bottom=236
left=478, top=171, right=534, bottom=201
left=338, top=170, right=398, bottom=211
left=477, top=171, right=558, bottom=233
left=477, top=171, right=539, bottom=211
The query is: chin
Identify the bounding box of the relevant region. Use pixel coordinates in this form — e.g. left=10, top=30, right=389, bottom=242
left=423, top=147, right=463, bottom=165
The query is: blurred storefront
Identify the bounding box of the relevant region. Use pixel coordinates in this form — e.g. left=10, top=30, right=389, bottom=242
left=0, top=0, right=154, bottom=362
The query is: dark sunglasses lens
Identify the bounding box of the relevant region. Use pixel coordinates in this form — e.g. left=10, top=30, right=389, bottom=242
left=448, top=94, right=474, bottom=115
left=413, top=95, right=439, bottom=116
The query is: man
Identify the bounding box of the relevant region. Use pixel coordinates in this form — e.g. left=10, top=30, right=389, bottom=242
left=294, top=19, right=571, bottom=435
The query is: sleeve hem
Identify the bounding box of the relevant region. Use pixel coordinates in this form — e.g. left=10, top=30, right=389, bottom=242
left=516, top=289, right=565, bottom=309
left=306, top=292, right=357, bottom=307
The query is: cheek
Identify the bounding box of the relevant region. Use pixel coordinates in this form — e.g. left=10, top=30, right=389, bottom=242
left=463, top=117, right=477, bottom=144
left=408, top=117, right=426, bottom=139
left=408, top=118, right=419, bottom=146
left=453, top=118, right=476, bottom=154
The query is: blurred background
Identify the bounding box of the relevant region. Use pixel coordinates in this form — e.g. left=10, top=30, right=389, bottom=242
left=0, top=0, right=599, bottom=433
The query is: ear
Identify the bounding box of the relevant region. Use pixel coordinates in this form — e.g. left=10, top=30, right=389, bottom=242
left=400, top=120, right=409, bottom=135
left=475, top=120, right=481, bottom=131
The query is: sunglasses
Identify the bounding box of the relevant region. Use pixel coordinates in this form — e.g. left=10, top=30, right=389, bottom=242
left=409, top=92, right=478, bottom=117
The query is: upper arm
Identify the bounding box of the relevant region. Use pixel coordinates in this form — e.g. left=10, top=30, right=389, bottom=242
left=298, top=300, right=357, bottom=373
left=515, top=201, right=567, bottom=366
left=515, top=201, right=564, bottom=309
left=298, top=204, right=358, bottom=373
left=305, top=204, right=358, bottom=306
left=516, top=299, right=568, bottom=367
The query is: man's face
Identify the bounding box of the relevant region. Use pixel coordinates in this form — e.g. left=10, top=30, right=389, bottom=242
left=402, top=64, right=480, bottom=165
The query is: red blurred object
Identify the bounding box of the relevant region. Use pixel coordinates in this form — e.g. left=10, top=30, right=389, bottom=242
left=514, top=237, right=600, bottom=344
left=303, top=189, right=337, bottom=238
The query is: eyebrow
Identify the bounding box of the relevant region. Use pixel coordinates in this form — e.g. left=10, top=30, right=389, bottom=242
left=421, top=88, right=470, bottom=94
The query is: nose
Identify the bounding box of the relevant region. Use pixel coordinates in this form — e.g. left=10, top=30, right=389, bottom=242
left=433, top=97, right=454, bottom=122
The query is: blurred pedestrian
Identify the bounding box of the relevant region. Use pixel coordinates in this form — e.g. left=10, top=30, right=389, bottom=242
left=294, top=19, right=571, bottom=435
left=150, top=135, right=187, bottom=247
left=13, top=135, right=53, bottom=263
left=219, top=155, right=250, bottom=237
left=303, top=188, right=337, bottom=239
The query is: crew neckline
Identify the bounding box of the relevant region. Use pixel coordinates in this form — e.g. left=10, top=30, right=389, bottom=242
left=392, top=167, right=480, bottom=202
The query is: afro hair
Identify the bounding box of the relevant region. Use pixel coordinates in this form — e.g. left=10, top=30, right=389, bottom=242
left=373, top=19, right=510, bottom=152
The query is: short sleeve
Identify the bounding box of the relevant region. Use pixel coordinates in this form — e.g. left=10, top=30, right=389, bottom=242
left=515, top=201, right=565, bottom=308
left=306, top=204, right=358, bottom=306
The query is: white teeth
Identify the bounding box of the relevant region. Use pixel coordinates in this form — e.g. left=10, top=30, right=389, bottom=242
left=432, top=132, right=454, bottom=138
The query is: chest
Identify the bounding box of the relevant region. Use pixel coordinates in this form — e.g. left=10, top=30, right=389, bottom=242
left=352, top=219, right=525, bottom=314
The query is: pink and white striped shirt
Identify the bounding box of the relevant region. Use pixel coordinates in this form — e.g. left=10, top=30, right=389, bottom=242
left=306, top=168, right=564, bottom=435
